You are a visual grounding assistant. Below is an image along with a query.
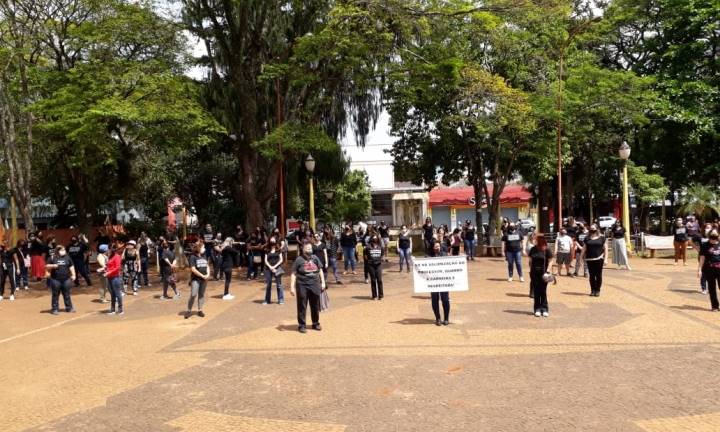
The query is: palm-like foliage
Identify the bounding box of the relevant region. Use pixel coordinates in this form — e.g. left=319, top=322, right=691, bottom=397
left=678, top=184, right=720, bottom=221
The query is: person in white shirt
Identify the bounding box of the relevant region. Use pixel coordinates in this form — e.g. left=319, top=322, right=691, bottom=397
left=554, top=229, right=575, bottom=277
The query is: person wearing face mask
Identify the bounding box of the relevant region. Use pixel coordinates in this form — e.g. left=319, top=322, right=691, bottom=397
left=0, top=242, right=18, bottom=302
left=323, top=229, right=342, bottom=284
left=14, top=239, right=30, bottom=291
left=554, top=229, right=574, bottom=277
left=312, top=234, right=329, bottom=283
left=186, top=242, right=210, bottom=319
left=673, top=218, right=689, bottom=266
left=201, top=224, right=215, bottom=262
left=687, top=216, right=700, bottom=250
left=502, top=223, right=526, bottom=282
left=290, top=243, right=326, bottom=333
left=29, top=233, right=47, bottom=282
left=573, top=224, right=589, bottom=278
left=263, top=238, right=285, bottom=305
left=611, top=221, right=631, bottom=271
left=528, top=234, right=554, bottom=317
left=96, top=244, right=110, bottom=303
left=159, top=241, right=179, bottom=300
left=397, top=225, right=413, bottom=273
left=220, top=237, right=238, bottom=300
left=699, top=224, right=713, bottom=294
left=422, top=217, right=435, bottom=257
left=364, top=236, right=384, bottom=300
left=580, top=224, right=608, bottom=297
left=122, top=240, right=141, bottom=295
left=340, top=225, right=357, bottom=275
left=138, top=233, right=151, bottom=287
left=45, top=246, right=77, bottom=315
left=68, top=236, right=92, bottom=287
left=698, top=229, right=720, bottom=311
left=104, top=244, right=124, bottom=315
left=378, top=221, right=391, bottom=263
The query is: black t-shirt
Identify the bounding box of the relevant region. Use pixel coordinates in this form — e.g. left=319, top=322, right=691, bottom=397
left=565, top=225, right=578, bottom=238
left=700, top=242, right=720, bottom=268
left=292, top=255, right=322, bottom=294
left=529, top=246, right=553, bottom=274
left=364, top=245, right=383, bottom=265
left=30, top=239, right=45, bottom=256
left=221, top=246, right=238, bottom=270
left=67, top=243, right=86, bottom=260
left=423, top=224, right=434, bottom=241
left=464, top=227, right=476, bottom=240
left=188, top=254, right=209, bottom=281
left=15, top=246, right=28, bottom=264
left=673, top=226, right=688, bottom=242
left=266, top=250, right=281, bottom=268
left=2, top=248, right=15, bottom=265
left=502, top=232, right=523, bottom=253
left=575, top=231, right=588, bottom=248
left=312, top=243, right=327, bottom=267
left=378, top=226, right=389, bottom=238
left=398, top=233, right=411, bottom=249
left=139, top=243, right=149, bottom=259
left=340, top=232, right=356, bottom=247
left=234, top=232, right=248, bottom=250
left=612, top=226, right=626, bottom=239
left=584, top=236, right=606, bottom=259
left=160, top=250, right=175, bottom=269
left=49, top=256, right=74, bottom=281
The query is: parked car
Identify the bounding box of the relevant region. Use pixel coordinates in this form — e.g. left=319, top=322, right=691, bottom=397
left=598, top=216, right=617, bottom=229
left=518, top=219, right=536, bottom=231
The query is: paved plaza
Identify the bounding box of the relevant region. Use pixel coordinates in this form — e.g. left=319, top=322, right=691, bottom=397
left=1, top=256, right=719, bottom=431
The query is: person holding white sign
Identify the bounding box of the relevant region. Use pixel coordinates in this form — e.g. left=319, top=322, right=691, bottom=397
left=431, top=234, right=450, bottom=325
left=502, top=223, right=526, bottom=282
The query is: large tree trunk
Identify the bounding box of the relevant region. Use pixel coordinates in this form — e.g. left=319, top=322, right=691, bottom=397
left=237, top=151, right=282, bottom=230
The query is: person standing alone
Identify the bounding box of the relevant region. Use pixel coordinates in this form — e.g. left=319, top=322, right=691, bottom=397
left=290, top=243, right=326, bottom=333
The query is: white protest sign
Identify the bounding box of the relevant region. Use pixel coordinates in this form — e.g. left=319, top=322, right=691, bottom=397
left=412, top=255, right=469, bottom=293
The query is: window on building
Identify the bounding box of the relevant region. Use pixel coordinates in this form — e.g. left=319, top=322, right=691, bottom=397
left=371, top=194, right=393, bottom=216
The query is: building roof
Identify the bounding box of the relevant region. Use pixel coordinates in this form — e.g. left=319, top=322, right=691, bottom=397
left=429, top=184, right=532, bottom=206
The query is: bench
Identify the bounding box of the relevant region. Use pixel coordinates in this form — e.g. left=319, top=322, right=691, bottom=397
left=642, top=234, right=685, bottom=258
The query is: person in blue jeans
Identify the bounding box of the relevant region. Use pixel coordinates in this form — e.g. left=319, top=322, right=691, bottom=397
left=462, top=220, right=477, bottom=261
left=324, top=229, right=342, bottom=284
left=340, top=225, right=357, bottom=275
left=397, top=225, right=413, bottom=272
left=263, top=239, right=285, bottom=304
left=501, top=223, right=526, bottom=282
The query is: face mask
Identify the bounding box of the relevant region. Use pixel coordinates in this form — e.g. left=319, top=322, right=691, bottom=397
left=58, top=250, right=67, bottom=257
left=508, top=227, right=515, bottom=232
left=590, top=228, right=597, bottom=233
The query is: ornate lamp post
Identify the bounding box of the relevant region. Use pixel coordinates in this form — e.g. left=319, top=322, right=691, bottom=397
left=305, top=154, right=316, bottom=232
left=618, top=141, right=632, bottom=252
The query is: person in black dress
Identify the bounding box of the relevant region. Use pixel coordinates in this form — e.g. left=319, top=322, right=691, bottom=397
left=581, top=224, right=608, bottom=297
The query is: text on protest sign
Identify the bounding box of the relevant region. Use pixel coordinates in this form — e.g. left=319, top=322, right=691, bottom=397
left=412, top=256, right=469, bottom=293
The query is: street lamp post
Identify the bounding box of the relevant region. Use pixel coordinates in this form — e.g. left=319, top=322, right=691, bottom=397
left=305, top=154, right=316, bottom=232
left=618, top=141, right=632, bottom=252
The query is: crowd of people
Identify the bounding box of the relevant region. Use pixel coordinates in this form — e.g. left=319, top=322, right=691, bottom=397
left=1, top=214, right=718, bottom=331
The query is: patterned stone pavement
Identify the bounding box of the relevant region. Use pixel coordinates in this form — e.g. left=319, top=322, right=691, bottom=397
left=2, top=256, right=720, bottom=431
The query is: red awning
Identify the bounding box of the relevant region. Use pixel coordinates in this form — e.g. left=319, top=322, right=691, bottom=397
left=429, top=185, right=532, bottom=207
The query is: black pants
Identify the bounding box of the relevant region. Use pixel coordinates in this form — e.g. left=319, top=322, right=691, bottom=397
left=424, top=240, right=433, bottom=257
left=368, top=263, right=383, bottom=299
left=73, top=258, right=92, bottom=286
left=161, top=270, right=177, bottom=297
left=431, top=292, right=450, bottom=321
left=705, top=267, right=720, bottom=310
left=531, top=272, right=549, bottom=312
left=223, top=269, right=233, bottom=295
left=587, top=259, right=604, bottom=294
left=296, top=287, right=320, bottom=328
left=140, top=257, right=149, bottom=285
left=49, top=278, right=73, bottom=312
left=0, top=264, right=17, bottom=297
left=213, top=255, right=223, bottom=280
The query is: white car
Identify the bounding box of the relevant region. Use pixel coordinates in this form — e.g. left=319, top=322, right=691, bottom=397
left=598, top=216, right=617, bottom=229
left=518, top=219, right=536, bottom=231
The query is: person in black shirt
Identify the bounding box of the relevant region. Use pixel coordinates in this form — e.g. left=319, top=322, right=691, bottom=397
left=14, top=239, right=30, bottom=291
left=461, top=220, right=477, bottom=261
left=233, top=226, right=248, bottom=268
left=219, top=238, right=238, bottom=300
left=340, top=225, right=357, bottom=275
left=246, top=233, right=263, bottom=280
left=263, top=238, right=285, bottom=304
left=138, top=234, right=151, bottom=287
left=502, top=223, right=526, bottom=282
left=159, top=241, right=179, bottom=299
left=397, top=225, right=413, bottom=273
left=673, top=218, right=689, bottom=266
left=201, top=224, right=215, bottom=261
left=311, top=234, right=329, bottom=282
left=0, top=243, right=18, bottom=301
left=46, top=246, right=76, bottom=315
left=364, top=236, right=384, bottom=300
left=378, top=221, right=390, bottom=262
left=422, top=218, right=434, bottom=257
left=581, top=224, right=608, bottom=297
left=290, top=243, right=326, bottom=333
left=698, top=230, right=720, bottom=311
left=528, top=234, right=554, bottom=316
left=212, top=233, right=224, bottom=281
left=611, top=221, right=631, bottom=270
left=29, top=232, right=47, bottom=282
left=186, top=242, right=210, bottom=319
left=94, top=230, right=111, bottom=253
left=573, top=224, right=589, bottom=277
left=68, top=236, right=92, bottom=287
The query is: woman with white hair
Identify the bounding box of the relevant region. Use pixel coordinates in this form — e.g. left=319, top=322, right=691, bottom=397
left=220, top=237, right=238, bottom=300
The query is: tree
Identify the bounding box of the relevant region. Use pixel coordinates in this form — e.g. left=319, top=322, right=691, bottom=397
left=627, top=161, right=669, bottom=230
left=320, top=170, right=371, bottom=223
left=677, top=184, right=719, bottom=222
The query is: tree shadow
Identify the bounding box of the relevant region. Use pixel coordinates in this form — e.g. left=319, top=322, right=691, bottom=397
left=562, top=291, right=589, bottom=296
left=502, top=309, right=534, bottom=316
left=670, top=305, right=708, bottom=311
left=276, top=324, right=299, bottom=332
left=669, top=289, right=702, bottom=294
left=351, top=296, right=373, bottom=300
left=391, top=318, right=437, bottom=325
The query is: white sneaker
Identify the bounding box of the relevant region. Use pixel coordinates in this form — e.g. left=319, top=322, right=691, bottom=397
left=520, top=277, right=525, bottom=282
left=507, top=277, right=513, bottom=282
left=262, top=301, right=269, bottom=305
left=0, top=296, right=3, bottom=301
left=222, top=294, right=235, bottom=300
left=542, top=311, right=549, bottom=317
left=9, top=295, right=14, bottom=301
left=534, top=311, right=541, bottom=317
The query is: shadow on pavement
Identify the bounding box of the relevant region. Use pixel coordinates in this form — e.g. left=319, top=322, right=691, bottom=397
left=670, top=305, right=708, bottom=311
left=562, top=291, right=588, bottom=296
left=276, top=324, right=298, bottom=331
left=502, top=309, right=534, bottom=316
left=506, top=293, right=528, bottom=298
left=391, top=318, right=437, bottom=325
